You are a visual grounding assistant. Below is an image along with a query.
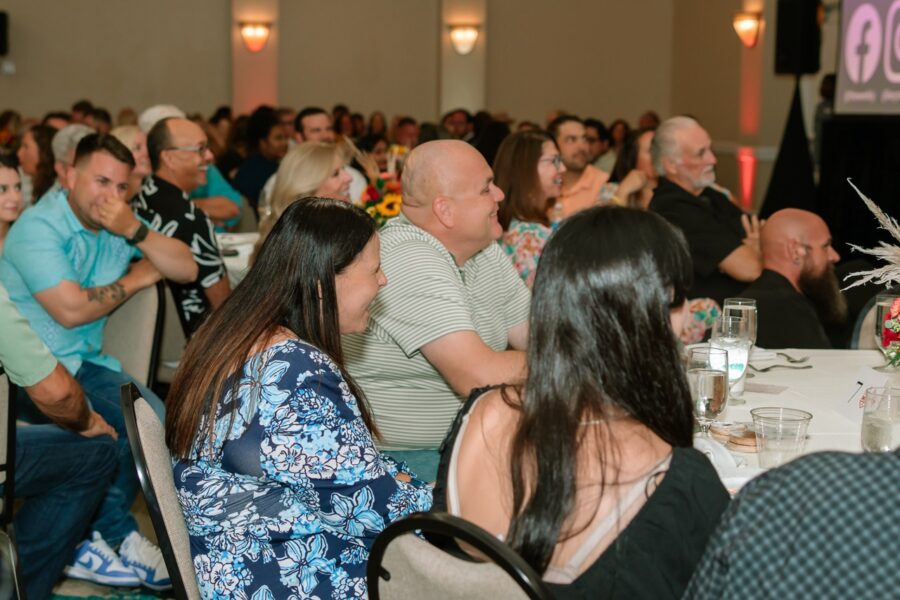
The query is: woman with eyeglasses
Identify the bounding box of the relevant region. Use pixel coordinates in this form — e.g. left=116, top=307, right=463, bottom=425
left=495, top=130, right=566, bottom=288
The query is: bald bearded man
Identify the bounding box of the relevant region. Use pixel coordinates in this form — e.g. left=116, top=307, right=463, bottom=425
left=740, top=208, right=846, bottom=349
left=344, top=140, right=530, bottom=479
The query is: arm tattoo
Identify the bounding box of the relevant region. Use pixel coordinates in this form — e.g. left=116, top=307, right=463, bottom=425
left=86, top=282, right=126, bottom=304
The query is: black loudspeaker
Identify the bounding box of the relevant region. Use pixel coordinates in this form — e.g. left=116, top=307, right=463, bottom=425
left=0, top=12, right=7, bottom=57
left=775, top=0, right=821, bottom=75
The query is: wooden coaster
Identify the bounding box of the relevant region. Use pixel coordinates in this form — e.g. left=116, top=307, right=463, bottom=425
left=710, top=422, right=747, bottom=445
left=726, top=430, right=758, bottom=453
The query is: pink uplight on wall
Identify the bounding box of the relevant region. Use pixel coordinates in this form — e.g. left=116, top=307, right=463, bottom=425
left=737, top=147, right=757, bottom=209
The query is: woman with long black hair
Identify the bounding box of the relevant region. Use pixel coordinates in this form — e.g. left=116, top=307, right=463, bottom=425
left=168, top=198, right=431, bottom=599
left=439, top=207, right=729, bottom=598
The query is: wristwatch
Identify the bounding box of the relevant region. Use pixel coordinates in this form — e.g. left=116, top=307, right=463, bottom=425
left=126, top=222, right=150, bottom=246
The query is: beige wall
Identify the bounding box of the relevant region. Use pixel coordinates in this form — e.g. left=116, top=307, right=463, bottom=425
left=486, top=0, right=674, bottom=125
left=2, top=0, right=231, bottom=117
left=278, top=0, right=440, bottom=121
left=671, top=0, right=743, bottom=143
left=0, top=0, right=802, bottom=177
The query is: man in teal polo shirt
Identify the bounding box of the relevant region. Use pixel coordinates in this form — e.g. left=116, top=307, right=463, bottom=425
left=0, top=133, right=197, bottom=590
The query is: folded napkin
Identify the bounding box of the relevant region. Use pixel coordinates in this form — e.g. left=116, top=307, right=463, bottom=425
left=750, top=347, right=777, bottom=361
left=694, top=434, right=763, bottom=493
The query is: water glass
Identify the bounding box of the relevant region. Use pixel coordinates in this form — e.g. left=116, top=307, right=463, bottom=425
left=722, top=298, right=758, bottom=347
left=751, top=407, right=813, bottom=468
left=687, top=346, right=729, bottom=434
left=711, top=315, right=752, bottom=404
left=861, top=386, right=900, bottom=452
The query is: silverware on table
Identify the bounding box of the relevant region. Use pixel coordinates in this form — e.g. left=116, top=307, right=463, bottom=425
left=749, top=363, right=813, bottom=373
left=775, top=352, right=810, bottom=364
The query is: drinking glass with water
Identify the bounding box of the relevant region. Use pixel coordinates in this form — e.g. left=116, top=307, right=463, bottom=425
left=861, top=386, right=900, bottom=452
left=722, top=298, right=757, bottom=347
left=687, top=346, right=729, bottom=435
left=710, top=315, right=752, bottom=405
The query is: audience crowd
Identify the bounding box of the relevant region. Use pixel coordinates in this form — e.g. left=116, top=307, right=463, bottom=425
left=0, top=97, right=894, bottom=600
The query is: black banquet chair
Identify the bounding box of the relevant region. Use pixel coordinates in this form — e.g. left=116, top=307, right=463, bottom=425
left=367, top=511, right=553, bottom=600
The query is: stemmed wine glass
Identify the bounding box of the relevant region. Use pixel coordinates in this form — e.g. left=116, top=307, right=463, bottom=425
left=687, top=346, right=729, bottom=435
left=873, top=292, right=900, bottom=371
left=710, top=315, right=752, bottom=405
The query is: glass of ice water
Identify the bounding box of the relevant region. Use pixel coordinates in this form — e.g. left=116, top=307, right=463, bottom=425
left=711, top=315, right=752, bottom=405
left=861, top=386, right=900, bottom=452
left=687, top=346, right=729, bottom=435
left=722, top=298, right=757, bottom=347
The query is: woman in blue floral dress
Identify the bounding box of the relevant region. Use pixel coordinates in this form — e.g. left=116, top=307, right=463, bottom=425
left=166, top=198, right=432, bottom=600
left=494, top=130, right=566, bottom=288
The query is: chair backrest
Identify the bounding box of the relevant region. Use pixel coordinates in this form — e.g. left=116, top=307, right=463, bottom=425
left=155, top=285, right=187, bottom=385
left=851, top=296, right=878, bottom=350
left=0, top=371, right=15, bottom=528
left=103, top=282, right=164, bottom=388
left=367, top=512, right=553, bottom=600
left=120, top=383, right=199, bottom=600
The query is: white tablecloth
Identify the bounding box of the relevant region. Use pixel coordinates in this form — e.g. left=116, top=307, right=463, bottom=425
left=708, top=348, right=888, bottom=487
left=216, top=232, right=258, bottom=287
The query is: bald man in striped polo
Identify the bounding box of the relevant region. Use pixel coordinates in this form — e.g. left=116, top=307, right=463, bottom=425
left=344, top=140, right=531, bottom=480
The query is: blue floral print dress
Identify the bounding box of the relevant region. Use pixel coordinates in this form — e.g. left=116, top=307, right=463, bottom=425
left=173, top=339, right=432, bottom=599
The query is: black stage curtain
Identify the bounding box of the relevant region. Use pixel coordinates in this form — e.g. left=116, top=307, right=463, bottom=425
left=817, top=115, right=900, bottom=255
left=760, top=79, right=817, bottom=219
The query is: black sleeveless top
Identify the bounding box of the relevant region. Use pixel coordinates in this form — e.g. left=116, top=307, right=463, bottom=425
left=433, top=388, right=731, bottom=599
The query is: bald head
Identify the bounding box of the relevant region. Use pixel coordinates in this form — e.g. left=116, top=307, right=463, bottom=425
left=761, top=209, right=828, bottom=256
left=761, top=208, right=839, bottom=288
left=401, top=140, right=487, bottom=211
left=401, top=139, right=505, bottom=265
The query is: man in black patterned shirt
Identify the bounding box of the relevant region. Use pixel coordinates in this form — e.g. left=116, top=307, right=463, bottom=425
left=133, top=117, right=230, bottom=335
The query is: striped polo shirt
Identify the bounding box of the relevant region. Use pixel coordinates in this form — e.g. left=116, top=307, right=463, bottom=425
left=344, top=215, right=531, bottom=449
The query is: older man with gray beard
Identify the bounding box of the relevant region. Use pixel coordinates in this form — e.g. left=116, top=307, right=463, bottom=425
left=650, top=116, right=762, bottom=305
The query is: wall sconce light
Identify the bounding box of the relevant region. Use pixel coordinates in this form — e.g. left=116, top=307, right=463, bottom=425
left=733, top=11, right=762, bottom=48
left=449, top=25, right=479, bottom=55
left=240, top=22, right=271, bottom=53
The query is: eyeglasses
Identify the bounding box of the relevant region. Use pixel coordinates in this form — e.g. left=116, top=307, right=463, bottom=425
left=539, top=155, right=562, bottom=169
left=165, top=143, right=210, bottom=157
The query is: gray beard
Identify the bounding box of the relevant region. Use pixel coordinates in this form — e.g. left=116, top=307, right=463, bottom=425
left=798, top=263, right=848, bottom=324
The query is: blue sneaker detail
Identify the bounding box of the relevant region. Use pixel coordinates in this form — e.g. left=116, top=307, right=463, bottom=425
left=118, top=531, right=172, bottom=591
left=64, top=531, right=141, bottom=587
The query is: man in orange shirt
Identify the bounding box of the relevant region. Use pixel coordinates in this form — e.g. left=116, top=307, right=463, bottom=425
left=549, top=115, right=610, bottom=219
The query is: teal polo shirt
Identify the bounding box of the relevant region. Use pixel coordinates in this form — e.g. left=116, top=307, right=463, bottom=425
left=190, top=164, right=242, bottom=232
left=0, top=188, right=139, bottom=374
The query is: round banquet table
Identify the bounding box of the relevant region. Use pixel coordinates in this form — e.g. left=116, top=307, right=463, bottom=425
left=707, top=348, right=888, bottom=488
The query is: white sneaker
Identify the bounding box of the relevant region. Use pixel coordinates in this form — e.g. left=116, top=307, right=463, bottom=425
left=64, top=531, right=141, bottom=587
left=118, top=530, right=172, bottom=591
